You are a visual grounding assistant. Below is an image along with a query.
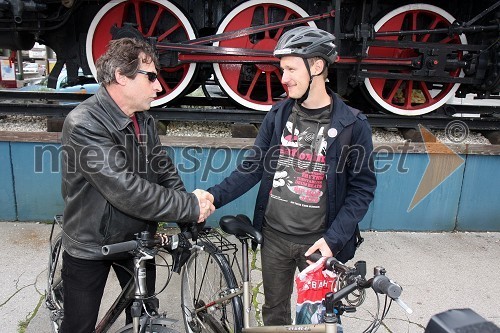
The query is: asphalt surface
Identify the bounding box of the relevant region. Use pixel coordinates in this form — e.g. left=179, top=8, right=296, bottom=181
left=1, top=222, right=499, bottom=333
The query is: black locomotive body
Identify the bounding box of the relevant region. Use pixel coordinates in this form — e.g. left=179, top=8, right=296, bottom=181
left=0, top=0, right=498, bottom=115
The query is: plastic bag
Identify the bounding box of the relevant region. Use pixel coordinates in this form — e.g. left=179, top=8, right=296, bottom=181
left=295, top=257, right=337, bottom=324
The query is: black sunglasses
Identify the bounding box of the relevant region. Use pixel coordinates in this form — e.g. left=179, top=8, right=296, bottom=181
left=136, top=69, right=158, bottom=82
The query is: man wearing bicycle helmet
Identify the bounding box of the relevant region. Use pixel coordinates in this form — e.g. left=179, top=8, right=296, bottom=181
left=207, top=26, right=376, bottom=326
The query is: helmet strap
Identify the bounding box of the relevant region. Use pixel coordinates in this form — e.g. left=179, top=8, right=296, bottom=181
left=296, top=58, right=324, bottom=105
left=297, top=58, right=313, bottom=105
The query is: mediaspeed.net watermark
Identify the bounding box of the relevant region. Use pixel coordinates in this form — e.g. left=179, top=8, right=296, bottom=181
left=33, top=142, right=417, bottom=180
left=31, top=120, right=473, bottom=183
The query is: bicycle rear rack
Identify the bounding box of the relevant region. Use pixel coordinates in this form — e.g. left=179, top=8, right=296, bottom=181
left=197, top=228, right=243, bottom=280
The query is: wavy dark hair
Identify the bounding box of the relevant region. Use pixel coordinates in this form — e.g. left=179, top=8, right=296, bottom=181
left=95, top=37, right=159, bottom=86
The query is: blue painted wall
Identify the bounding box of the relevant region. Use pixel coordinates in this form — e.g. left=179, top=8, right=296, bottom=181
left=370, top=153, right=464, bottom=231
left=457, top=155, right=500, bottom=231
left=10, top=142, right=65, bottom=221
left=1, top=141, right=499, bottom=232
left=0, top=142, right=16, bottom=220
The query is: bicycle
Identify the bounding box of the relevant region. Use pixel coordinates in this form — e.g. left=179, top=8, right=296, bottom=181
left=45, top=215, right=197, bottom=333
left=180, top=214, right=413, bottom=333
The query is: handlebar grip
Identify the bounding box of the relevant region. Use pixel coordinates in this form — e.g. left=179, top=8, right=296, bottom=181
left=305, top=253, right=347, bottom=272
left=102, top=240, right=138, bottom=256
left=306, top=252, right=323, bottom=262
left=372, top=275, right=402, bottom=299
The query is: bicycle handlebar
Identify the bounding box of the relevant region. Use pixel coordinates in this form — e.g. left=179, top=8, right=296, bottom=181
left=306, top=252, right=413, bottom=314
left=101, top=230, right=193, bottom=256
left=102, top=240, right=140, bottom=256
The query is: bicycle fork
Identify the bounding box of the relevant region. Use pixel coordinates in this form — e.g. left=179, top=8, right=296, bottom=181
left=131, top=250, right=154, bottom=333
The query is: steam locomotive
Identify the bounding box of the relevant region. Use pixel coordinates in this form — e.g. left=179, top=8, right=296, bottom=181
left=0, top=0, right=499, bottom=115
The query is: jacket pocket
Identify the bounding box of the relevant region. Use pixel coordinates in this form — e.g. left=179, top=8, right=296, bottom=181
left=99, top=202, right=112, bottom=242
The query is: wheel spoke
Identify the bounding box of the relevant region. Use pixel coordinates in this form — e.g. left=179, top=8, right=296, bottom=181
left=404, top=80, right=413, bottom=109
left=263, top=4, right=270, bottom=38
left=146, top=7, right=165, bottom=37
left=386, top=79, right=403, bottom=103
left=245, top=71, right=261, bottom=98
left=420, top=17, right=442, bottom=42
left=158, top=22, right=182, bottom=42
left=274, top=12, right=292, bottom=40
left=157, top=74, right=172, bottom=94
left=438, top=36, right=453, bottom=44
left=411, top=12, right=417, bottom=42
left=133, top=1, right=143, bottom=34
left=265, top=72, right=273, bottom=104
left=116, top=5, right=126, bottom=28
left=420, top=81, right=433, bottom=104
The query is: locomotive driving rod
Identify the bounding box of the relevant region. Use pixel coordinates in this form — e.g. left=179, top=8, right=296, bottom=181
left=155, top=10, right=335, bottom=63
left=155, top=8, right=409, bottom=67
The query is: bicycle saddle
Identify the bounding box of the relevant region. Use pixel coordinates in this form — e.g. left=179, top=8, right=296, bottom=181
left=219, top=215, right=263, bottom=244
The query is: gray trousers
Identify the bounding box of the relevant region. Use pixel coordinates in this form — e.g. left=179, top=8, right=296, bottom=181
left=261, top=224, right=310, bottom=325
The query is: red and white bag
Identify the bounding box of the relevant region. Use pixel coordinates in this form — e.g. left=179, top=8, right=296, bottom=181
left=295, top=257, right=337, bottom=324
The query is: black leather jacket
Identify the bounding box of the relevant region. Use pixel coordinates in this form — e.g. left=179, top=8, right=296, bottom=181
left=61, top=86, right=199, bottom=259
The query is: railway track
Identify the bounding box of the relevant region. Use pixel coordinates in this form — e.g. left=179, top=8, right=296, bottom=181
left=1, top=90, right=500, bottom=131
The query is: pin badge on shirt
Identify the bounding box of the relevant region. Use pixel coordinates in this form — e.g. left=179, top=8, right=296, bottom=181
left=327, top=128, right=338, bottom=138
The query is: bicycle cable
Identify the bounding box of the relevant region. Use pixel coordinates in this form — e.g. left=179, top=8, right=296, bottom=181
left=362, top=290, right=382, bottom=333
left=141, top=250, right=173, bottom=301
left=338, top=274, right=366, bottom=307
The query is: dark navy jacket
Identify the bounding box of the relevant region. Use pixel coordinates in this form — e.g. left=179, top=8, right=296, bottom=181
left=208, top=90, right=376, bottom=262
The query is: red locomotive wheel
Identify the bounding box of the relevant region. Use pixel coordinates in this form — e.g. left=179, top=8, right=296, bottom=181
left=86, top=0, right=197, bottom=107
left=364, top=4, right=467, bottom=115
left=213, top=0, right=315, bottom=111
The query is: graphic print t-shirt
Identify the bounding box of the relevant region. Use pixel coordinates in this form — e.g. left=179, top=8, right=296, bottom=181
left=264, top=102, right=331, bottom=245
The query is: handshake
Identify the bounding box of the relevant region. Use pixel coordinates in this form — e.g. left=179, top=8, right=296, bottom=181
left=192, top=189, right=215, bottom=223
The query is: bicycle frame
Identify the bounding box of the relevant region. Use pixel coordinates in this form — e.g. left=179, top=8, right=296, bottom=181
left=47, top=218, right=177, bottom=333
left=187, top=215, right=411, bottom=333
left=94, top=267, right=137, bottom=333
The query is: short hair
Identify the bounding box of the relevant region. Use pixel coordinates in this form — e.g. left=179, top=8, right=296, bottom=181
left=307, top=56, right=328, bottom=79
left=95, top=38, right=159, bottom=86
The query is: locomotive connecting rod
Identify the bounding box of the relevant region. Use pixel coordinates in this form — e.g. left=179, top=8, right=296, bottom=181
left=181, top=10, right=336, bottom=45
left=156, top=10, right=335, bottom=64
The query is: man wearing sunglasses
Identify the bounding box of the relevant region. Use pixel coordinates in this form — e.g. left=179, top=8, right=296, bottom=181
left=60, top=37, right=215, bottom=333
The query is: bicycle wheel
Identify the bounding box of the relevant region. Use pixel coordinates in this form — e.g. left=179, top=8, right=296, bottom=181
left=46, top=232, right=64, bottom=333
left=181, top=241, right=243, bottom=333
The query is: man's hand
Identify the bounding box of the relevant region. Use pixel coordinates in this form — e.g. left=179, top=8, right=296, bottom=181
left=304, top=237, right=333, bottom=264
left=192, top=189, right=215, bottom=223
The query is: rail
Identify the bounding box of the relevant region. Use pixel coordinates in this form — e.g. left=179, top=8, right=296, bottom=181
left=1, top=91, right=499, bottom=132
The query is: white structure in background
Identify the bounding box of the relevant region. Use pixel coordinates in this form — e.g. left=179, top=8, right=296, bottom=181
left=28, top=43, right=46, bottom=59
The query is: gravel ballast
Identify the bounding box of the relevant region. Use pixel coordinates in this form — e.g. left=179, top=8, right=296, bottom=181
left=0, top=115, right=492, bottom=145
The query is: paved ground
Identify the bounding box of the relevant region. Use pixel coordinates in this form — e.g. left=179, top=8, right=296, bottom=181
left=0, top=222, right=499, bottom=333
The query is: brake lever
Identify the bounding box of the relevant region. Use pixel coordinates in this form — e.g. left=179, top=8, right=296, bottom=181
left=395, top=298, right=413, bottom=314
left=190, top=221, right=205, bottom=242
